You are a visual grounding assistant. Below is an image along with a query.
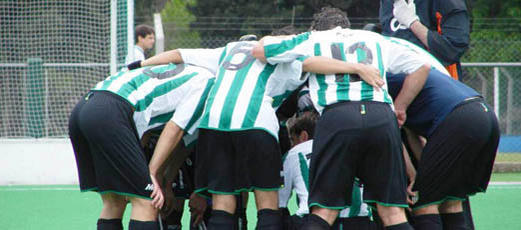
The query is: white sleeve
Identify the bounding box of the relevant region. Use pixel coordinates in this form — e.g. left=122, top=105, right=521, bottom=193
left=125, top=46, right=145, bottom=65
left=278, top=153, right=295, bottom=208
left=263, top=33, right=313, bottom=65
left=385, top=40, right=428, bottom=74
left=171, top=75, right=214, bottom=135
left=178, top=47, right=225, bottom=75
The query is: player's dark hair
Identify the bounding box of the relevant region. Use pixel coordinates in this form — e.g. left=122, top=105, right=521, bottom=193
left=288, top=111, right=319, bottom=139
left=135, top=24, right=155, bottom=42
left=271, top=25, right=300, bottom=36
left=309, top=6, right=351, bottom=31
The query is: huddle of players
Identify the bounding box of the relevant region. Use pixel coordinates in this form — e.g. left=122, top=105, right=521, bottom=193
left=69, top=6, right=499, bottom=230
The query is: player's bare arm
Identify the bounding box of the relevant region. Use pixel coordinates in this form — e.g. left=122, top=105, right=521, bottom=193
left=252, top=41, right=384, bottom=89
left=252, top=38, right=267, bottom=62
left=148, top=121, right=185, bottom=209
left=393, top=64, right=431, bottom=127
left=252, top=35, right=294, bottom=62
left=141, top=49, right=184, bottom=67
left=302, top=56, right=384, bottom=90
left=409, top=20, right=429, bottom=48
left=160, top=144, right=192, bottom=215
left=401, top=144, right=418, bottom=206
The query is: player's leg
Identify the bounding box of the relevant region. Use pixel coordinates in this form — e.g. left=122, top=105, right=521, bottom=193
left=304, top=102, right=362, bottom=229
left=194, top=129, right=238, bottom=229
left=99, top=193, right=127, bottom=218
left=436, top=100, right=498, bottom=230
left=410, top=204, right=442, bottom=230
left=307, top=207, right=339, bottom=228
left=234, top=130, right=283, bottom=230
left=412, top=99, right=499, bottom=230
left=96, top=193, right=126, bottom=230
left=69, top=92, right=124, bottom=230
left=208, top=194, right=237, bottom=230
left=79, top=91, right=160, bottom=230
left=359, top=102, right=413, bottom=230
left=127, top=197, right=160, bottom=229
left=438, top=200, right=468, bottom=230
left=253, top=190, right=282, bottom=230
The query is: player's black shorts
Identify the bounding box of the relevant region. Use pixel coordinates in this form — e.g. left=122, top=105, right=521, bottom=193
left=332, top=217, right=377, bottom=230
left=412, top=98, right=499, bottom=209
left=308, top=101, right=408, bottom=209
left=194, top=128, right=283, bottom=194
left=68, top=90, right=152, bottom=199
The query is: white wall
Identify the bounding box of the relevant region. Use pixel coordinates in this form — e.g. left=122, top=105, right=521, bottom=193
left=0, top=138, right=78, bottom=185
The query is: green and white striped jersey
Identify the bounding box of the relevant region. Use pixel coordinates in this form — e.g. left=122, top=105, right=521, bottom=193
left=263, top=27, right=427, bottom=113
left=279, top=140, right=370, bottom=218
left=179, top=41, right=306, bottom=139
left=385, top=36, right=449, bottom=76
left=92, top=63, right=215, bottom=137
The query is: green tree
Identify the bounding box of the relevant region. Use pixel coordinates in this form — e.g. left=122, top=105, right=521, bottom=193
left=161, top=0, right=202, bottom=49
left=464, top=0, right=521, bottom=62
left=186, top=0, right=379, bottom=45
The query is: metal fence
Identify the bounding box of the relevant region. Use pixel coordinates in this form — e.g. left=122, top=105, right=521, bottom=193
left=1, top=16, right=520, bottom=152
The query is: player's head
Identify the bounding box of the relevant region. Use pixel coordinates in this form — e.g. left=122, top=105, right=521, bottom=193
left=309, top=6, right=351, bottom=31
left=135, top=24, right=155, bottom=50
left=287, top=111, right=319, bottom=147
left=271, top=25, right=299, bottom=36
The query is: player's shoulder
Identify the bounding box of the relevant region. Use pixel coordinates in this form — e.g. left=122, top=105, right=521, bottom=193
left=283, top=148, right=300, bottom=163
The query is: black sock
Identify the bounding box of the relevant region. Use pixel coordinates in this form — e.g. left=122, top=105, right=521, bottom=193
left=385, top=222, right=414, bottom=230
left=256, top=209, right=282, bottom=230
left=97, top=218, right=123, bottom=230
left=128, top=219, right=160, bottom=230
left=441, top=212, right=470, bottom=230
left=301, top=214, right=330, bottom=230
left=208, top=210, right=238, bottom=230
left=411, top=214, right=442, bottom=230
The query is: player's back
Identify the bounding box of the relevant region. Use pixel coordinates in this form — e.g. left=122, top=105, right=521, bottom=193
left=387, top=68, right=480, bottom=137
left=93, top=63, right=215, bottom=137
left=383, top=36, right=449, bottom=75
left=197, top=41, right=305, bottom=138
left=305, top=28, right=419, bottom=111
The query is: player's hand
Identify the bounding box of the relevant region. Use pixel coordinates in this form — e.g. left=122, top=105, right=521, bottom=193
left=393, top=0, right=419, bottom=28
left=189, top=193, right=208, bottom=227
left=355, top=64, right=383, bottom=91
left=394, top=108, right=407, bottom=127
left=406, top=178, right=418, bottom=206
left=150, top=175, right=164, bottom=209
